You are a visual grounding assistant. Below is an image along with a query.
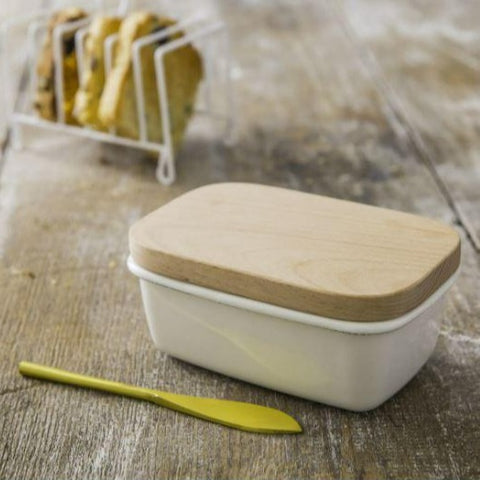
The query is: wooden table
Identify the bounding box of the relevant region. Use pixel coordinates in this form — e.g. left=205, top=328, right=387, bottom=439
left=1, top=1, right=479, bottom=478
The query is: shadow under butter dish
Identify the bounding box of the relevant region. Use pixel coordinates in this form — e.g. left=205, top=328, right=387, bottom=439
left=128, top=183, right=460, bottom=411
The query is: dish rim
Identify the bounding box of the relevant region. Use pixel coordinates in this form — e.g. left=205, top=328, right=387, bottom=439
left=127, top=256, right=459, bottom=335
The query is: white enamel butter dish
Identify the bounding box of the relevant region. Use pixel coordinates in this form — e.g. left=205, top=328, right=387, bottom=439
left=128, top=183, right=460, bottom=411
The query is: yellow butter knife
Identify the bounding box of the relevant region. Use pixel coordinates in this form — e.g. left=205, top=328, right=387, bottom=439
left=18, top=361, right=302, bottom=434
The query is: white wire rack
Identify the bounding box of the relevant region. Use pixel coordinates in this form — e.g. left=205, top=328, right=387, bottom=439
left=0, top=2, right=234, bottom=185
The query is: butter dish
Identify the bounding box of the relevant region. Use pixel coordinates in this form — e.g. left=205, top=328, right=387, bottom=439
left=128, top=183, right=460, bottom=411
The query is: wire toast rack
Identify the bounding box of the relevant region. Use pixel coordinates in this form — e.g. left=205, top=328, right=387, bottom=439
left=0, top=0, right=234, bottom=185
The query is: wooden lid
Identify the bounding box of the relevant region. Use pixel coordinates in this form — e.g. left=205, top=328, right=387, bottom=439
left=129, top=183, right=460, bottom=322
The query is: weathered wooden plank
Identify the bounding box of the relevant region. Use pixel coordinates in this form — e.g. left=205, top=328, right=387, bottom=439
left=0, top=1, right=479, bottom=479
left=337, top=0, right=480, bottom=249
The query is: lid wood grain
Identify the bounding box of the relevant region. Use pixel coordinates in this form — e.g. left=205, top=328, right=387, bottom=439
left=129, top=183, right=460, bottom=322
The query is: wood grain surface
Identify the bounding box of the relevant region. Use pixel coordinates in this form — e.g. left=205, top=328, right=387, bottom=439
left=130, top=182, right=460, bottom=322
left=1, top=0, right=479, bottom=479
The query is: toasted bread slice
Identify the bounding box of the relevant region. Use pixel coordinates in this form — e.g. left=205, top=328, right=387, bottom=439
left=73, top=16, right=121, bottom=128
left=34, top=7, right=87, bottom=123
left=98, top=12, right=203, bottom=149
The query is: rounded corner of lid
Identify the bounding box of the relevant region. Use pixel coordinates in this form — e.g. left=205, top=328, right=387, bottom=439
left=128, top=216, right=145, bottom=247
left=451, top=228, right=462, bottom=253
left=182, top=182, right=236, bottom=196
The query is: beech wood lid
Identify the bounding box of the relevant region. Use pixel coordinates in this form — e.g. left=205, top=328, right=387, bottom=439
left=129, top=183, right=460, bottom=322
